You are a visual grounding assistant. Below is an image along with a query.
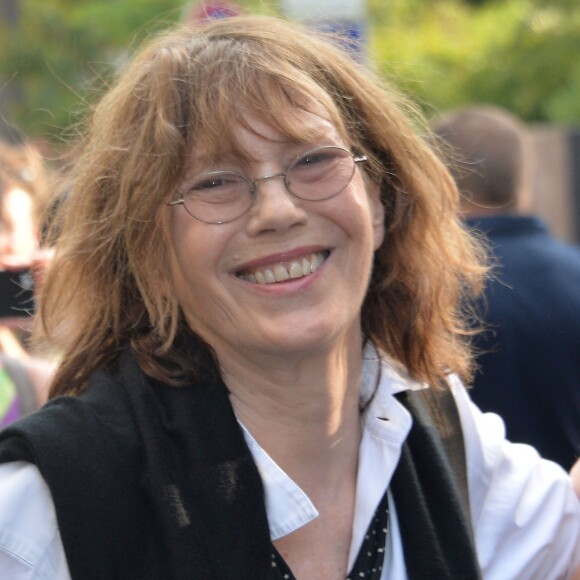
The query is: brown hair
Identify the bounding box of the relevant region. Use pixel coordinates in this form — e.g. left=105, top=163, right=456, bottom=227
left=37, top=15, right=486, bottom=396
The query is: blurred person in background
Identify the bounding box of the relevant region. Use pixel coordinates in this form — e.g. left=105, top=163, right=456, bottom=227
left=0, top=140, right=53, bottom=425
left=433, top=105, right=580, bottom=471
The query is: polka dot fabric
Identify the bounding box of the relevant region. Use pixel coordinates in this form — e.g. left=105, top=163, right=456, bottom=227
left=270, top=489, right=390, bottom=579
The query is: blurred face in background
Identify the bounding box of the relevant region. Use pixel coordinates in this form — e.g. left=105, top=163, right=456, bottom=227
left=0, top=186, right=37, bottom=268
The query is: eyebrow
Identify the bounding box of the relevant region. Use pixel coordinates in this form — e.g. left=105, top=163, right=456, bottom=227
left=188, top=137, right=346, bottom=175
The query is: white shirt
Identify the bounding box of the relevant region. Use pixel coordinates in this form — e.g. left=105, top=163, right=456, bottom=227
left=0, top=349, right=579, bottom=579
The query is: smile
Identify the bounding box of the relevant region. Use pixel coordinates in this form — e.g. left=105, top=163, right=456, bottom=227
left=237, top=251, right=330, bottom=284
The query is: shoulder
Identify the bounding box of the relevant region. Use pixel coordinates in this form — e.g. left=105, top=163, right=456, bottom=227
left=0, top=353, right=150, bottom=505
left=448, top=376, right=580, bottom=578
left=0, top=461, right=70, bottom=579
left=0, top=354, right=166, bottom=578
left=489, top=216, right=580, bottom=267
left=0, top=376, right=134, bottom=463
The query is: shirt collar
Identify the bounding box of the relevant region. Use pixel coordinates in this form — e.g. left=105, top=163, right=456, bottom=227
left=238, top=344, right=426, bottom=541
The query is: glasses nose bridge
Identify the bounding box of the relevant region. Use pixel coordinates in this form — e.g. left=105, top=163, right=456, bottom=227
left=249, top=171, right=287, bottom=195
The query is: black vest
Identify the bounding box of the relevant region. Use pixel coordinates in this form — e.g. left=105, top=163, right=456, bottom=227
left=0, top=350, right=481, bottom=579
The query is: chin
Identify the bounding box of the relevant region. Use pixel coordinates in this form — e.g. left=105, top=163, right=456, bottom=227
left=254, top=319, right=358, bottom=357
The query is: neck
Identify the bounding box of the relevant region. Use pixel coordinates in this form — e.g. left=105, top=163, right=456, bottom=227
left=216, top=332, right=364, bottom=495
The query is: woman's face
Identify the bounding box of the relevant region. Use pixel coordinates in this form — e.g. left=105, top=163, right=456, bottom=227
left=165, top=108, right=385, bottom=364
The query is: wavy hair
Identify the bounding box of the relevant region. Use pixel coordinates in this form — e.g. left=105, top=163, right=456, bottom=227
left=37, top=15, right=486, bottom=396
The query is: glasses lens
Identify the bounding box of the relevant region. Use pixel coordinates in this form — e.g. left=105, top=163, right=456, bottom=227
left=183, top=172, right=252, bottom=224
left=286, top=147, right=356, bottom=201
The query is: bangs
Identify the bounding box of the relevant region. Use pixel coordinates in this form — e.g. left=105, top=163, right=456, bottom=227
left=182, top=37, right=348, bottom=162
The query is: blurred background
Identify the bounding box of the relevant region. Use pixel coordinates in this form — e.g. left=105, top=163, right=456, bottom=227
left=0, top=0, right=578, bottom=242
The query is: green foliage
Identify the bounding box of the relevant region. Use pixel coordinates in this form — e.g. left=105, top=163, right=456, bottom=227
left=0, top=0, right=578, bottom=142
left=0, top=0, right=276, bottom=142
left=0, top=0, right=187, bottom=141
left=368, top=0, right=580, bottom=124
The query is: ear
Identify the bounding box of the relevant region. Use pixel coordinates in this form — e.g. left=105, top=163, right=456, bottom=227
left=367, top=180, right=385, bottom=250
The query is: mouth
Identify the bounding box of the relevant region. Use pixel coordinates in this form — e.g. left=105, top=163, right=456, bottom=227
left=236, top=250, right=330, bottom=284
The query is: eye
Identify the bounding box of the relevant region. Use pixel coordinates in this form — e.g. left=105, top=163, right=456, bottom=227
left=185, top=172, right=248, bottom=205
left=189, top=174, right=238, bottom=192
left=290, top=147, right=350, bottom=184
left=294, top=149, right=340, bottom=168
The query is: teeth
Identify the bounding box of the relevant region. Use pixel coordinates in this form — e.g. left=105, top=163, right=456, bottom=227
left=289, top=261, right=303, bottom=279
left=239, top=251, right=328, bottom=284
left=273, top=264, right=290, bottom=282
left=311, top=252, right=324, bottom=272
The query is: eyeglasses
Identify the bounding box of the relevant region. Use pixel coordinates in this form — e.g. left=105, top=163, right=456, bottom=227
left=167, top=145, right=367, bottom=224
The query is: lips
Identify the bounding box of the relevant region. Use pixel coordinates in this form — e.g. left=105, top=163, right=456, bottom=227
left=237, top=250, right=330, bottom=284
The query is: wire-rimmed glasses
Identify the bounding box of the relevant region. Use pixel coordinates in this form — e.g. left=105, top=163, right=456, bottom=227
left=167, top=145, right=367, bottom=224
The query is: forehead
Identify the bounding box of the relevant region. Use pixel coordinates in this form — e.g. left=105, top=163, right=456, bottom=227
left=190, top=101, right=346, bottom=168
left=182, top=51, right=349, bottom=154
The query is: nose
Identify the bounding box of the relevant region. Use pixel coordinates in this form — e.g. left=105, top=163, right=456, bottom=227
left=245, top=173, right=307, bottom=236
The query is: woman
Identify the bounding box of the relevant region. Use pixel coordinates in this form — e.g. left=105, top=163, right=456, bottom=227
left=0, top=15, right=577, bottom=579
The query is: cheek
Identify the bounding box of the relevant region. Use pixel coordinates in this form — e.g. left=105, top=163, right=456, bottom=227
left=364, top=181, right=386, bottom=251
left=170, top=232, right=197, bottom=282
left=372, top=217, right=385, bottom=251
left=165, top=218, right=241, bottom=337
left=165, top=210, right=200, bottom=298
left=345, top=176, right=386, bottom=251
left=165, top=209, right=228, bottom=298
left=166, top=237, right=216, bottom=332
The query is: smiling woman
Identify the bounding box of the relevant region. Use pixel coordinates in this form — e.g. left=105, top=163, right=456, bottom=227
left=0, top=15, right=577, bottom=580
